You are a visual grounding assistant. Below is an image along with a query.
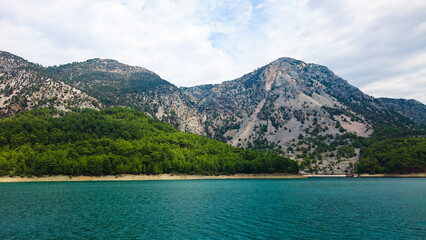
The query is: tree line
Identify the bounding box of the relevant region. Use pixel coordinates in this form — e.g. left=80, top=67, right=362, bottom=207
left=0, top=108, right=299, bottom=176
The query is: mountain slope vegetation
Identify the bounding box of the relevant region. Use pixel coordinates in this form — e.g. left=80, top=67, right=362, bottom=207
left=0, top=108, right=298, bottom=176
left=356, top=137, right=425, bottom=174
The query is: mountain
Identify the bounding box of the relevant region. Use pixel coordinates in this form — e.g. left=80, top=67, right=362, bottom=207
left=0, top=51, right=424, bottom=174
left=46, top=59, right=206, bottom=135
left=0, top=51, right=99, bottom=117
left=183, top=58, right=425, bottom=174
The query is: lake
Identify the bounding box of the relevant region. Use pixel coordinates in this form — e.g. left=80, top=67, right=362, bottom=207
left=0, top=178, right=425, bottom=239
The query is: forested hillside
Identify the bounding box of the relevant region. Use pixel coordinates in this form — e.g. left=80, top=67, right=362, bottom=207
left=356, top=137, right=425, bottom=174
left=0, top=108, right=298, bottom=176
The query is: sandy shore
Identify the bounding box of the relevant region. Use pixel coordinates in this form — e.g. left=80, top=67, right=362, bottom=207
left=358, top=173, right=426, bottom=178
left=2, top=173, right=424, bottom=182
left=0, top=173, right=306, bottom=182
left=305, top=174, right=347, bottom=177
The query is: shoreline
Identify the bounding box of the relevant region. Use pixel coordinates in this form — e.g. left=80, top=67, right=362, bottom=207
left=357, top=173, right=426, bottom=178
left=306, top=173, right=426, bottom=178
left=1, top=173, right=424, bottom=182
left=0, top=173, right=306, bottom=182
left=304, top=174, right=347, bottom=178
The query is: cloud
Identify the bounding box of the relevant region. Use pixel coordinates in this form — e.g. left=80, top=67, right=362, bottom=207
left=0, top=0, right=238, bottom=86
left=0, top=0, right=425, bottom=103
left=361, top=52, right=426, bottom=103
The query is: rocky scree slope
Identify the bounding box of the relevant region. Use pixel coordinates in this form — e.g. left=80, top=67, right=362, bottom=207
left=0, top=51, right=99, bottom=117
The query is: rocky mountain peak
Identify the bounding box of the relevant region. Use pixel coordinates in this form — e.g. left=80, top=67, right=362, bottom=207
left=181, top=57, right=425, bottom=174
left=0, top=51, right=31, bottom=70
left=52, top=58, right=160, bottom=78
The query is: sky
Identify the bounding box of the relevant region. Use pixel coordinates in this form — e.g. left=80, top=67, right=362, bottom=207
left=1, top=0, right=425, bottom=103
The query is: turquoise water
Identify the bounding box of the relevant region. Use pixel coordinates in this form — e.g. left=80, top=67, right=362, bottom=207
left=0, top=178, right=425, bottom=239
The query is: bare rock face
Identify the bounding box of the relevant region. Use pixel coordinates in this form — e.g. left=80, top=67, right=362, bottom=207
left=184, top=58, right=374, bottom=143
left=0, top=51, right=99, bottom=117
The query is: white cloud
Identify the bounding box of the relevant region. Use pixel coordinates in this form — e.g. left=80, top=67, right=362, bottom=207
left=361, top=67, right=426, bottom=103
left=0, top=0, right=238, bottom=86
left=0, top=0, right=425, bottom=103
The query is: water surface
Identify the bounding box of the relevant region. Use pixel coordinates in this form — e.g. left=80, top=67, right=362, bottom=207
left=0, top=178, right=425, bottom=239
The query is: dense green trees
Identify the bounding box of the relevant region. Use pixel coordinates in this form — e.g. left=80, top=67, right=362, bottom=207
left=356, top=137, right=425, bottom=174
left=0, top=108, right=299, bottom=176
left=354, top=124, right=425, bottom=174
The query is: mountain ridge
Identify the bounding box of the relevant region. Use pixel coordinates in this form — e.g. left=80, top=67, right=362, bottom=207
left=1, top=50, right=424, bottom=174
left=0, top=51, right=100, bottom=117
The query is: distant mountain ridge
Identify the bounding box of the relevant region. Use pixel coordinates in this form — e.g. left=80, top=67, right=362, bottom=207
left=1, top=50, right=424, bottom=174
left=0, top=51, right=99, bottom=117
left=45, top=57, right=206, bottom=135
